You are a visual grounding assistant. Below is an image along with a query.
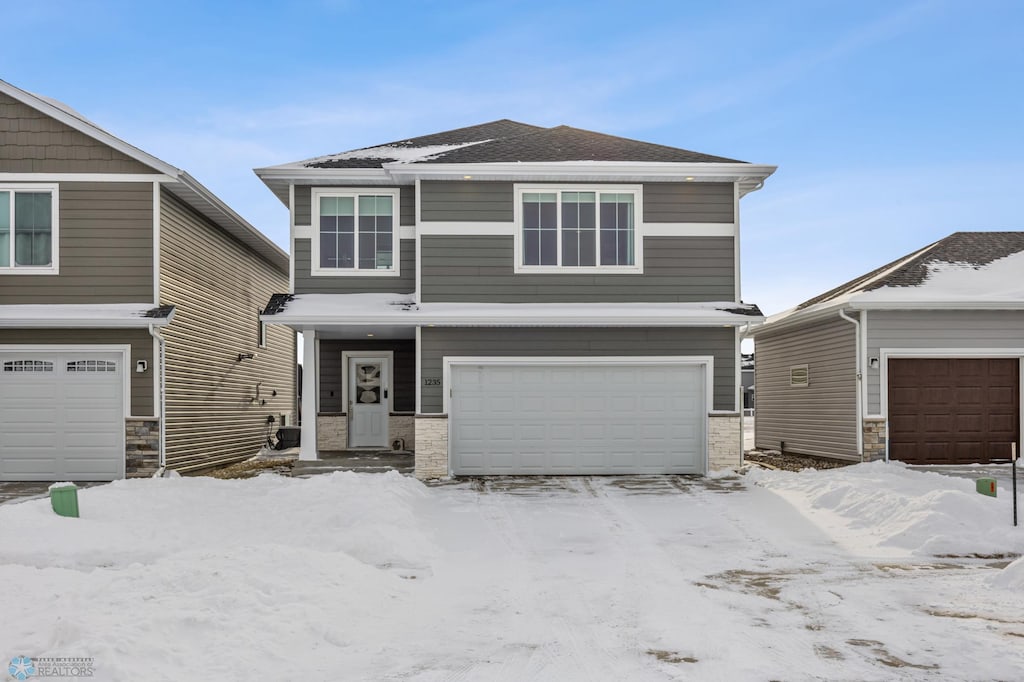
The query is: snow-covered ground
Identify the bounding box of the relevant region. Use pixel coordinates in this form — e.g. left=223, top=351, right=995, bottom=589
left=1, top=464, right=1022, bottom=681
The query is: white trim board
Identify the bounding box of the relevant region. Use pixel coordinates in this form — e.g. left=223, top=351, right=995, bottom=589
left=440, top=355, right=714, bottom=415
left=0, top=173, right=173, bottom=183
left=295, top=224, right=415, bottom=240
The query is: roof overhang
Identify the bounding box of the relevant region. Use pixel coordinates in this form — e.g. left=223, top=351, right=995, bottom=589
left=261, top=294, right=764, bottom=330
left=253, top=162, right=778, bottom=205
left=0, top=304, right=176, bottom=329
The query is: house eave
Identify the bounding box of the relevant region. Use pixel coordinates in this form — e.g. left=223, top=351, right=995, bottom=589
left=848, top=299, right=1024, bottom=311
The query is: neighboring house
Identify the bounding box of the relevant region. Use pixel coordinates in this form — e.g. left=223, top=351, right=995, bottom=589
left=256, top=120, right=774, bottom=478
left=741, top=352, right=755, bottom=415
left=751, top=231, right=1023, bottom=466
left=0, top=80, right=295, bottom=481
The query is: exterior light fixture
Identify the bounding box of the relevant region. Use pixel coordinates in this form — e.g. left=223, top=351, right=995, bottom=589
left=237, top=352, right=255, bottom=361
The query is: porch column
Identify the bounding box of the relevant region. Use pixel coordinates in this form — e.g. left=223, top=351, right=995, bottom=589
left=300, top=328, right=318, bottom=461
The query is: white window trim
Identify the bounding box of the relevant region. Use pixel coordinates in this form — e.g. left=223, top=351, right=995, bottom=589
left=310, top=187, right=401, bottom=277
left=258, top=311, right=268, bottom=349
left=0, top=183, right=59, bottom=275
left=512, top=184, right=643, bottom=274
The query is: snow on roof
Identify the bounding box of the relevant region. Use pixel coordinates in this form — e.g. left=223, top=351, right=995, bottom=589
left=260, top=293, right=763, bottom=326
left=0, top=303, right=175, bottom=328
left=857, top=250, right=1024, bottom=303
left=297, top=140, right=492, bottom=168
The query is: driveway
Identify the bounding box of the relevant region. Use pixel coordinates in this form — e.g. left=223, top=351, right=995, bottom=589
left=0, top=472, right=1019, bottom=680
left=0, top=481, right=105, bottom=505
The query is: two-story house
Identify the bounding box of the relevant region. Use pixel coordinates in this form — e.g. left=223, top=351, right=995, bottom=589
left=0, top=79, right=295, bottom=481
left=256, top=121, right=774, bottom=478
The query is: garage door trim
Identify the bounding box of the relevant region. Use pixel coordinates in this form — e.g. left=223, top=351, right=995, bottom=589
left=880, top=346, right=1024, bottom=463
left=441, top=355, right=716, bottom=415
left=0, top=344, right=131, bottom=480
left=444, top=355, right=713, bottom=477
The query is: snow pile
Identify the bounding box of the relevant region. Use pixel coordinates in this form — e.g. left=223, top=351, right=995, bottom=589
left=991, top=555, right=1024, bottom=589
left=0, top=471, right=434, bottom=571
left=748, top=461, right=1024, bottom=558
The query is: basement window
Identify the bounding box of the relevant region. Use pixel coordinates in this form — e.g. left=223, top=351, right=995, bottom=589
left=790, top=364, right=809, bottom=387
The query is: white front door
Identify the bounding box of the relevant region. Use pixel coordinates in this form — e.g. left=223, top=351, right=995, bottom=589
left=348, top=357, right=389, bottom=448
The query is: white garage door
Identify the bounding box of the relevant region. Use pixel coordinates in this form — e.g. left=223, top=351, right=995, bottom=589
left=0, top=351, right=124, bottom=481
left=450, top=362, right=707, bottom=475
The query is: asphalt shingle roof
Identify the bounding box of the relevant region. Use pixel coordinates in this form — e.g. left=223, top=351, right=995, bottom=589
left=300, top=120, right=744, bottom=168
left=796, top=231, right=1024, bottom=310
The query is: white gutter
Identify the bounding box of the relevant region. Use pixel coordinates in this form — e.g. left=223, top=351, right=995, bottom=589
left=260, top=314, right=764, bottom=328
left=837, top=309, right=864, bottom=459
left=148, top=324, right=167, bottom=470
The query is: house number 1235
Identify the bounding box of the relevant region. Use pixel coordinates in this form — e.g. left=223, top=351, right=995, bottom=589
left=423, top=378, right=441, bottom=386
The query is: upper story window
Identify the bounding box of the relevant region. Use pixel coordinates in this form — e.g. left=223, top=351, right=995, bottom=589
left=312, top=188, right=399, bottom=277
left=0, top=185, right=59, bottom=274
left=514, top=186, right=642, bottom=273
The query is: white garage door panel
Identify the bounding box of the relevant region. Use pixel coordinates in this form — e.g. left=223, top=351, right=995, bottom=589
left=0, top=351, right=124, bottom=481
left=451, top=362, right=706, bottom=475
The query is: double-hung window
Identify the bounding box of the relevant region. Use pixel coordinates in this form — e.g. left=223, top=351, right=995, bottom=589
left=0, top=185, right=58, bottom=273
left=312, top=188, right=399, bottom=276
left=516, top=186, right=641, bottom=272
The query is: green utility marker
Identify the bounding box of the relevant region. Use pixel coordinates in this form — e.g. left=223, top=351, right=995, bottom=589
left=49, top=483, right=80, bottom=518
left=976, top=478, right=997, bottom=498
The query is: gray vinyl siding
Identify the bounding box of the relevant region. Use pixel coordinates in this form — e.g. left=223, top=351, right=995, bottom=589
left=317, top=339, right=416, bottom=413
left=293, top=238, right=416, bottom=294
left=293, top=185, right=415, bottom=226
left=420, top=235, right=734, bottom=302
left=754, top=317, right=858, bottom=459
left=420, top=326, right=735, bottom=413
left=866, top=309, right=1024, bottom=415
left=0, top=328, right=153, bottom=415
left=0, top=182, right=154, bottom=303
left=160, top=190, right=295, bottom=473
left=419, top=180, right=734, bottom=224
left=0, top=92, right=157, bottom=174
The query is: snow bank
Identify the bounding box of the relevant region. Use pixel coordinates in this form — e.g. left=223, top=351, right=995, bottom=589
left=0, top=470, right=435, bottom=572
left=748, top=461, right=1024, bottom=558
left=991, top=555, right=1024, bottom=590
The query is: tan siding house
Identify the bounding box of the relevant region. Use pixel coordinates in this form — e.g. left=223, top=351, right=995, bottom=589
left=0, top=79, right=293, bottom=481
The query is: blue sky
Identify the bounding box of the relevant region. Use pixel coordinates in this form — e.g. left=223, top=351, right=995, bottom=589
left=4, top=0, right=1022, bottom=315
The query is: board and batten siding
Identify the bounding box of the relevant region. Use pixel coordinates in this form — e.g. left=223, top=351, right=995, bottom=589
left=866, top=309, right=1024, bottom=415
left=318, top=339, right=416, bottom=414
left=754, top=316, right=858, bottom=459
left=420, top=235, right=734, bottom=302
left=0, top=92, right=157, bottom=174
left=159, top=190, right=295, bottom=472
left=419, top=326, right=735, bottom=413
left=0, top=182, right=154, bottom=303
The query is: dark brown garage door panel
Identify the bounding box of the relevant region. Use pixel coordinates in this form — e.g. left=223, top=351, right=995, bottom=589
left=889, top=358, right=1020, bottom=465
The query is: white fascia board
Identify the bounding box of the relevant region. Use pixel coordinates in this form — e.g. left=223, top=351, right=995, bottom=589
left=386, top=161, right=776, bottom=184
left=849, top=300, right=1024, bottom=310
left=747, top=302, right=849, bottom=336
left=260, top=313, right=762, bottom=327
left=254, top=166, right=393, bottom=184
left=0, top=316, right=173, bottom=329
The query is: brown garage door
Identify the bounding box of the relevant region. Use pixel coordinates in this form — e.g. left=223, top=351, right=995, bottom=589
left=889, top=358, right=1020, bottom=465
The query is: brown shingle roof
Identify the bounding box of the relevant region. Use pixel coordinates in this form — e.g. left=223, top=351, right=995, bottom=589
left=302, top=121, right=743, bottom=168
left=413, top=125, right=745, bottom=164
left=796, top=231, right=1024, bottom=310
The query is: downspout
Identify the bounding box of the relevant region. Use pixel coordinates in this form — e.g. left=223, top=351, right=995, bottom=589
left=148, top=324, right=167, bottom=471
left=837, top=309, right=864, bottom=459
